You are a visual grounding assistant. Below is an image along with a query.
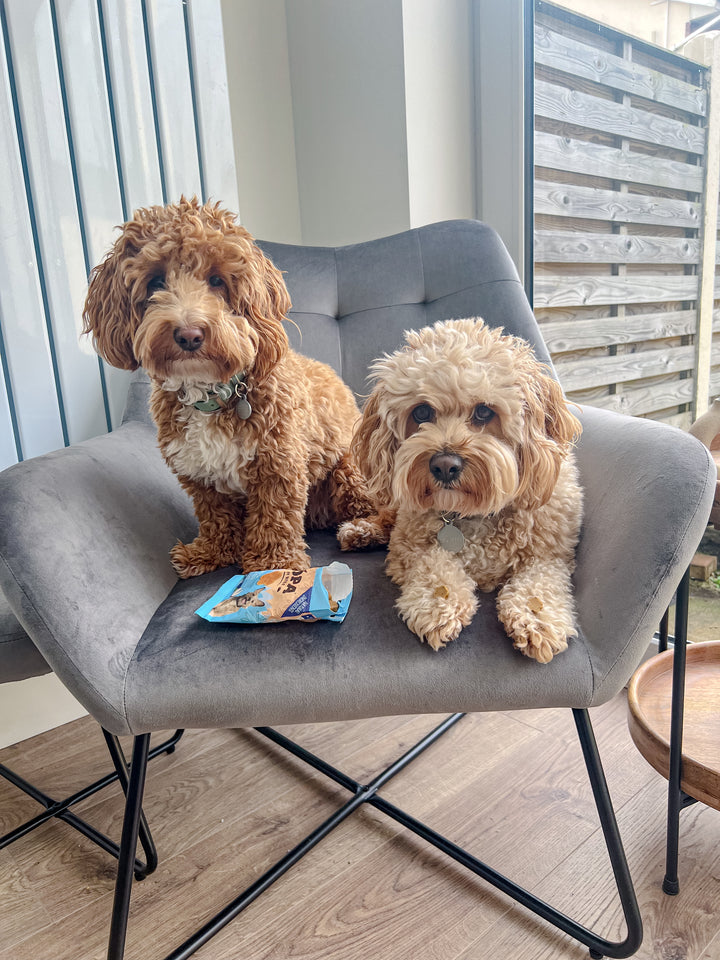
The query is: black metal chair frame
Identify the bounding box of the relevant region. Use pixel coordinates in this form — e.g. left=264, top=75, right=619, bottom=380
left=107, top=710, right=642, bottom=960
left=0, top=728, right=183, bottom=879
left=655, top=568, right=699, bottom=896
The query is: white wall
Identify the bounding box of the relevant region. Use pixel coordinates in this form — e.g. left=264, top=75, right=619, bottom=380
left=402, top=0, right=476, bottom=228
left=221, top=0, right=302, bottom=243
left=221, top=0, right=523, bottom=256
left=285, top=0, right=411, bottom=246
left=474, top=0, right=527, bottom=281
left=0, top=675, right=86, bottom=750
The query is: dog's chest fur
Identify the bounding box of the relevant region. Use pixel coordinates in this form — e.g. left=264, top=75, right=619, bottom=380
left=454, top=515, right=527, bottom=590
left=162, top=405, right=257, bottom=495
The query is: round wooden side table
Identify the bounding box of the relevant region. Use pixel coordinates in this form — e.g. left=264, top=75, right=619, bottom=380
left=628, top=574, right=720, bottom=894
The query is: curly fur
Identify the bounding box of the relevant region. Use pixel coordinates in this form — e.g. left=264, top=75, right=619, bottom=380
left=83, top=197, right=376, bottom=577
left=338, top=318, right=583, bottom=663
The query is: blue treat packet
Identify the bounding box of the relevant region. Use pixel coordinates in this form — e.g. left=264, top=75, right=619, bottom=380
left=195, top=562, right=353, bottom=624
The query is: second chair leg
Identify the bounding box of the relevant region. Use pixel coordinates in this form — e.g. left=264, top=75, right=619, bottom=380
left=102, top=731, right=158, bottom=878
left=107, top=733, right=151, bottom=960
left=662, top=569, right=698, bottom=895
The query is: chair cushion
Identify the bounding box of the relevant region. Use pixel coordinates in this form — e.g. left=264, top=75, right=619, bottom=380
left=0, top=589, right=50, bottom=683
left=126, top=530, right=594, bottom=732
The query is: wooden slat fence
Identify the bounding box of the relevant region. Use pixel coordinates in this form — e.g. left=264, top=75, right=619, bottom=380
left=534, top=0, right=720, bottom=426
left=0, top=0, right=238, bottom=470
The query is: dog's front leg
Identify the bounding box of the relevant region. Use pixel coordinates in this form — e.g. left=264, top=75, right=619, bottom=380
left=240, top=468, right=311, bottom=573
left=171, top=478, right=246, bottom=578
left=496, top=557, right=576, bottom=663
left=389, top=544, right=478, bottom=651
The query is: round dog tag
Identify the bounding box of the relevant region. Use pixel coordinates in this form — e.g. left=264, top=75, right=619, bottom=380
left=437, top=519, right=465, bottom=553
left=235, top=397, right=252, bottom=419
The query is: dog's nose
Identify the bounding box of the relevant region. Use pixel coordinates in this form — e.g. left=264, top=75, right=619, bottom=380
left=173, top=326, right=205, bottom=351
left=429, top=452, right=464, bottom=484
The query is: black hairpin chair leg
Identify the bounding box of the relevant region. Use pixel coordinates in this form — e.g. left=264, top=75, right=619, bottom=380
left=103, top=730, right=160, bottom=878
left=107, top=712, right=642, bottom=960
left=108, top=734, right=152, bottom=960
left=662, top=570, right=698, bottom=896
left=0, top=727, right=182, bottom=877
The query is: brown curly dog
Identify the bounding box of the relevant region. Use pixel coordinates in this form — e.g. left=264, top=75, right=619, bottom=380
left=82, top=197, right=376, bottom=578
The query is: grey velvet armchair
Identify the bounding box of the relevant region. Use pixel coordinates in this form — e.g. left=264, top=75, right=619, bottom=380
left=0, top=220, right=715, bottom=960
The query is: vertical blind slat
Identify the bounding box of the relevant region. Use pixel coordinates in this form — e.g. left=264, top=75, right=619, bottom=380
left=55, top=0, right=132, bottom=428
left=145, top=0, right=203, bottom=202
left=0, top=0, right=237, bottom=466
left=5, top=0, right=108, bottom=446
left=0, top=2, right=66, bottom=460
left=101, top=0, right=164, bottom=212
left=186, top=0, right=240, bottom=211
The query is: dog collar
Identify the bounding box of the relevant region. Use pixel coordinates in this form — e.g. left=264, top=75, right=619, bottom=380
left=191, top=372, right=252, bottom=418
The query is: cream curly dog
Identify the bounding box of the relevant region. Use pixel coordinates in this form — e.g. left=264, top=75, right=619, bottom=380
left=340, top=318, right=583, bottom=663
left=82, top=197, right=375, bottom=578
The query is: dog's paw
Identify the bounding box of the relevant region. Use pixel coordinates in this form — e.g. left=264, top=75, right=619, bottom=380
left=337, top=517, right=391, bottom=551
left=497, top=582, right=575, bottom=664
left=506, top=615, right=570, bottom=664
left=421, top=618, right=467, bottom=651
left=170, top=540, right=237, bottom=579
left=398, top=586, right=477, bottom=651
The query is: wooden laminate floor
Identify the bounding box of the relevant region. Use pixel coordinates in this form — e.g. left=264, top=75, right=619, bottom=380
left=1, top=692, right=719, bottom=960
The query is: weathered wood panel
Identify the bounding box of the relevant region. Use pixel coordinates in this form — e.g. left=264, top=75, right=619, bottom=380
left=578, top=377, right=696, bottom=418
left=535, top=24, right=707, bottom=116
left=534, top=273, right=709, bottom=308
left=535, top=132, right=704, bottom=193
left=535, top=180, right=700, bottom=229
left=556, top=344, right=696, bottom=392
left=574, top=370, right=720, bottom=418
left=540, top=309, right=720, bottom=353
left=534, top=230, right=702, bottom=264
left=535, top=79, right=706, bottom=155
left=535, top=2, right=717, bottom=426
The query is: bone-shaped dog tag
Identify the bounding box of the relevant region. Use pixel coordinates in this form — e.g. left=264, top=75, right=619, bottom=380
left=437, top=517, right=465, bottom=553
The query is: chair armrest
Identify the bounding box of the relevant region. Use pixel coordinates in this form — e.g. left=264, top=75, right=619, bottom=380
left=573, top=406, right=716, bottom=704
left=0, top=422, right=197, bottom=732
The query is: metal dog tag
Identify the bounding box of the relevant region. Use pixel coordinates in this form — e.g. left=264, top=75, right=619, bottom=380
left=437, top=517, right=465, bottom=553
left=235, top=397, right=252, bottom=419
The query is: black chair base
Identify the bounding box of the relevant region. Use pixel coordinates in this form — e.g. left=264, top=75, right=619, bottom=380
left=0, top=728, right=183, bottom=878
left=109, top=711, right=642, bottom=960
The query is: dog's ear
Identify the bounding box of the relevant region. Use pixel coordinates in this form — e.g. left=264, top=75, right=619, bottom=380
left=351, top=390, right=399, bottom=508
left=516, top=361, right=581, bottom=508
left=82, top=240, right=141, bottom=371
left=231, top=239, right=291, bottom=385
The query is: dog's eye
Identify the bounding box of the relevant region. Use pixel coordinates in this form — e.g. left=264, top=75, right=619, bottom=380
left=208, top=275, right=225, bottom=288
left=472, top=404, right=495, bottom=425
left=411, top=403, right=435, bottom=424
left=147, top=275, right=166, bottom=295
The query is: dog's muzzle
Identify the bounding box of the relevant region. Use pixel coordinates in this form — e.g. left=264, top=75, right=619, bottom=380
left=429, top=451, right=464, bottom=485
left=174, top=325, right=205, bottom=352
